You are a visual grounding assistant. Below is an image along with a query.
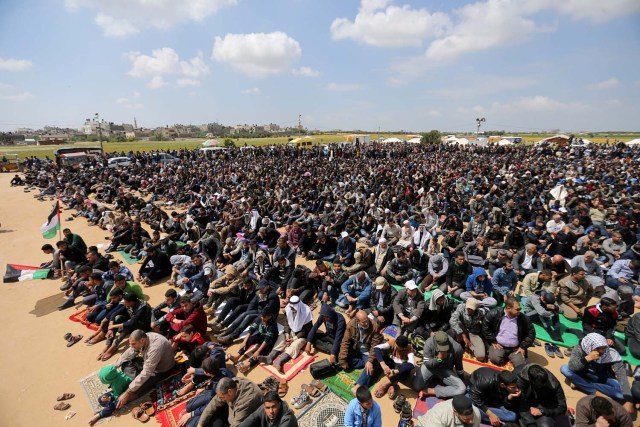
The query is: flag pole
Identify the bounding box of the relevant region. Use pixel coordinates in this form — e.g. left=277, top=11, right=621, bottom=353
left=57, top=200, right=64, bottom=279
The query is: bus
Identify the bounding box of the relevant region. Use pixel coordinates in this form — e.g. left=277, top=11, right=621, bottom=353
left=54, top=146, right=103, bottom=167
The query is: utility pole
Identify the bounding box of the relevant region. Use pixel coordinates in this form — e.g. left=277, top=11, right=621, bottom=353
left=476, top=117, right=486, bottom=135
left=95, top=113, right=104, bottom=154
left=298, top=114, right=302, bottom=137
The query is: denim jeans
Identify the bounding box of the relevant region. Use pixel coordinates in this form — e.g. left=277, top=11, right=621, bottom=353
left=479, top=406, right=517, bottom=424
left=356, top=357, right=413, bottom=387
left=560, top=364, right=624, bottom=400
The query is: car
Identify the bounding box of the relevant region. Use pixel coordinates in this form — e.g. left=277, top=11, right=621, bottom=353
left=107, top=157, right=132, bottom=168
left=152, top=153, right=179, bottom=163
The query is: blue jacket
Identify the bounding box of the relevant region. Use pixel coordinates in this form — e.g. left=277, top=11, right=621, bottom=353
left=344, top=398, right=382, bottom=427
left=337, top=237, right=356, bottom=259
left=307, top=304, right=346, bottom=356
left=341, top=274, right=372, bottom=308
left=491, top=267, right=518, bottom=292
left=465, top=267, right=493, bottom=294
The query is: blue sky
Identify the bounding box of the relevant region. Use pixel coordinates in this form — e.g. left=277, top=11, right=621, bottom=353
left=1, top=0, right=639, bottom=133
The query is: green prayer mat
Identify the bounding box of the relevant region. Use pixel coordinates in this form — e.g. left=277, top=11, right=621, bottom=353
left=321, top=369, right=375, bottom=402
left=532, top=322, right=580, bottom=348
left=176, top=241, right=186, bottom=247
left=118, top=250, right=139, bottom=265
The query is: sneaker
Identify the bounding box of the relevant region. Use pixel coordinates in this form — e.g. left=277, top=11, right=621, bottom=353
left=552, top=344, right=564, bottom=359
left=57, top=299, right=75, bottom=310
left=292, top=390, right=311, bottom=409
left=544, top=343, right=555, bottom=358
left=393, top=394, right=406, bottom=413
left=59, top=281, right=72, bottom=291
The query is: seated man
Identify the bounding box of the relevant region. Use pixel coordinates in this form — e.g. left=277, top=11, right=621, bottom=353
left=483, top=297, right=535, bottom=367
left=107, top=274, right=144, bottom=301
left=150, top=289, right=182, bottom=334
left=490, top=262, right=518, bottom=306
left=524, top=291, right=563, bottom=342
left=338, top=310, right=384, bottom=371
left=518, top=269, right=554, bottom=306
left=557, top=266, right=592, bottom=320
left=366, top=276, right=397, bottom=327
left=356, top=335, right=415, bottom=399
left=336, top=232, right=356, bottom=266
left=230, top=308, right=279, bottom=374
left=575, top=395, right=633, bottom=427
left=238, top=391, right=297, bottom=427
left=517, top=364, right=568, bottom=427
left=391, top=280, right=425, bottom=335
left=165, top=296, right=207, bottom=337
left=469, top=368, right=521, bottom=426
left=97, top=292, right=152, bottom=361
left=258, top=296, right=313, bottom=372
left=199, top=377, right=264, bottom=427
left=85, top=288, right=125, bottom=343
left=571, top=251, right=605, bottom=295
left=449, top=298, right=487, bottom=362
left=417, top=395, right=481, bottom=427
left=57, top=265, right=93, bottom=310
left=460, top=267, right=498, bottom=308
left=306, top=303, right=346, bottom=365
left=84, top=273, right=110, bottom=319
left=102, top=261, right=134, bottom=290
left=419, top=253, right=448, bottom=293
left=217, top=279, right=280, bottom=347
left=560, top=333, right=634, bottom=414
left=582, top=292, right=627, bottom=355
left=209, top=277, right=256, bottom=330
left=513, top=244, right=543, bottom=277
left=448, top=252, right=472, bottom=299
left=344, top=387, right=382, bottom=427
left=138, top=245, right=171, bottom=287
left=315, top=260, right=348, bottom=305
left=411, top=331, right=466, bottom=399
left=419, top=288, right=455, bottom=338
left=606, top=259, right=640, bottom=292
left=113, top=330, right=176, bottom=408
left=336, top=271, right=372, bottom=317
left=382, top=249, right=413, bottom=287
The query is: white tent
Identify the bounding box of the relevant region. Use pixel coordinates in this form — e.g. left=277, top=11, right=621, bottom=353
left=625, top=138, right=640, bottom=147
left=407, top=137, right=422, bottom=144
left=382, top=137, right=404, bottom=143
left=497, top=138, right=515, bottom=146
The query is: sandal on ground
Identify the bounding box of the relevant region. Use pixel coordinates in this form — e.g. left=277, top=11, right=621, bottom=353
left=140, top=402, right=155, bottom=416
left=57, top=393, right=75, bottom=401
left=310, top=379, right=328, bottom=394
left=303, top=384, right=320, bottom=397
left=131, top=407, right=150, bottom=423
left=278, top=380, right=288, bottom=398
left=63, top=332, right=73, bottom=341
left=236, top=362, right=251, bottom=374
left=393, top=394, right=406, bottom=413
left=387, top=384, right=398, bottom=400
left=66, top=335, right=83, bottom=347
left=54, top=402, right=71, bottom=411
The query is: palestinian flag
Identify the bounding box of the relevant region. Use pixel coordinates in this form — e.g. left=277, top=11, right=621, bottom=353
left=4, top=264, right=50, bottom=283
left=41, top=201, right=60, bottom=239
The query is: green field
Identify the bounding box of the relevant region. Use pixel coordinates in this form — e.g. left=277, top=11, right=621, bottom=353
left=1, top=132, right=638, bottom=159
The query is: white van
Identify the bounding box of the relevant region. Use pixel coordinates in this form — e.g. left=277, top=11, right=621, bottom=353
left=107, top=157, right=132, bottom=168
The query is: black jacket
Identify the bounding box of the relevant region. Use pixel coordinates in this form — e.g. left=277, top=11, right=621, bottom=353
left=483, top=307, right=536, bottom=349
left=517, top=364, right=567, bottom=419
left=469, top=367, right=514, bottom=412
left=368, top=287, right=397, bottom=319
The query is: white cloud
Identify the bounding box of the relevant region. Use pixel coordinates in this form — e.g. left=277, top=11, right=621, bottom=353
left=177, top=78, right=200, bottom=87
left=330, top=0, right=451, bottom=47
left=327, top=82, right=362, bottom=92
left=147, top=76, right=167, bottom=89
left=0, top=83, right=34, bottom=101
left=292, top=66, right=321, bottom=78
left=587, top=77, right=620, bottom=90
left=65, top=0, right=237, bottom=36
left=116, top=91, right=143, bottom=109
left=95, top=13, right=138, bottom=37
left=126, top=48, right=210, bottom=88
left=242, top=88, right=261, bottom=95
left=0, top=57, right=33, bottom=71
left=551, top=0, right=640, bottom=24
left=212, top=32, right=302, bottom=78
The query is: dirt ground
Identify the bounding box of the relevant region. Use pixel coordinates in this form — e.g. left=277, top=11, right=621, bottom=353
left=0, top=172, right=635, bottom=427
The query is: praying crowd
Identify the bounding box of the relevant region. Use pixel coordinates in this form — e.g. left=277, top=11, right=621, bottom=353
left=20, top=141, right=640, bottom=427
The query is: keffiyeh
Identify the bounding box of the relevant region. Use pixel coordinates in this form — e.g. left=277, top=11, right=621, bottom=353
left=580, top=333, right=621, bottom=364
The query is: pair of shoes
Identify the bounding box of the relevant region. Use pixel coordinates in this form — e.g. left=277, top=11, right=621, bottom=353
left=400, top=401, right=412, bottom=420
left=393, top=394, right=406, bottom=413
left=259, top=376, right=279, bottom=393
left=544, top=343, right=563, bottom=358
left=58, top=299, right=75, bottom=310
left=290, top=388, right=311, bottom=410
left=59, top=281, right=72, bottom=291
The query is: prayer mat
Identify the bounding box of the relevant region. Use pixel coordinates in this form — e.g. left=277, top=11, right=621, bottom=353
left=150, top=371, right=196, bottom=410
left=79, top=370, right=108, bottom=415
left=296, top=391, right=347, bottom=427
left=260, top=353, right=316, bottom=381
left=320, top=369, right=376, bottom=402
left=533, top=322, right=580, bottom=348
left=69, top=308, right=100, bottom=331
left=413, top=396, right=491, bottom=427
left=463, top=352, right=513, bottom=371
left=118, top=250, right=139, bottom=265
left=155, top=399, right=188, bottom=427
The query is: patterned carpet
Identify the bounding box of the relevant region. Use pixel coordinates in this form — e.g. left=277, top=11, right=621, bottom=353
left=296, top=391, right=347, bottom=427
left=69, top=308, right=99, bottom=331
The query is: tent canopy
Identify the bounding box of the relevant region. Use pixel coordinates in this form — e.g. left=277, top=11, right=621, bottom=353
left=202, top=139, right=220, bottom=147
left=625, top=138, right=640, bottom=146
left=382, top=137, right=404, bottom=143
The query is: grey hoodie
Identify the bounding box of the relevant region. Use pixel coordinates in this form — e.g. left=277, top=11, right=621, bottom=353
left=237, top=401, right=298, bottom=427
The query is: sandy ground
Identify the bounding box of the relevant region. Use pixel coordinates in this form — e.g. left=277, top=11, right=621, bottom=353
left=0, top=172, right=635, bottom=427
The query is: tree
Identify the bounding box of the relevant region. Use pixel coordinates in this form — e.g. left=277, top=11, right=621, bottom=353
left=223, top=138, right=236, bottom=148
left=422, top=130, right=441, bottom=145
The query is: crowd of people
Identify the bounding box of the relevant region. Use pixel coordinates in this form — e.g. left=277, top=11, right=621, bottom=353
left=21, top=141, right=640, bottom=427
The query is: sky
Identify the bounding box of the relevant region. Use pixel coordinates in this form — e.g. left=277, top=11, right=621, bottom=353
left=0, top=0, right=639, bottom=133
